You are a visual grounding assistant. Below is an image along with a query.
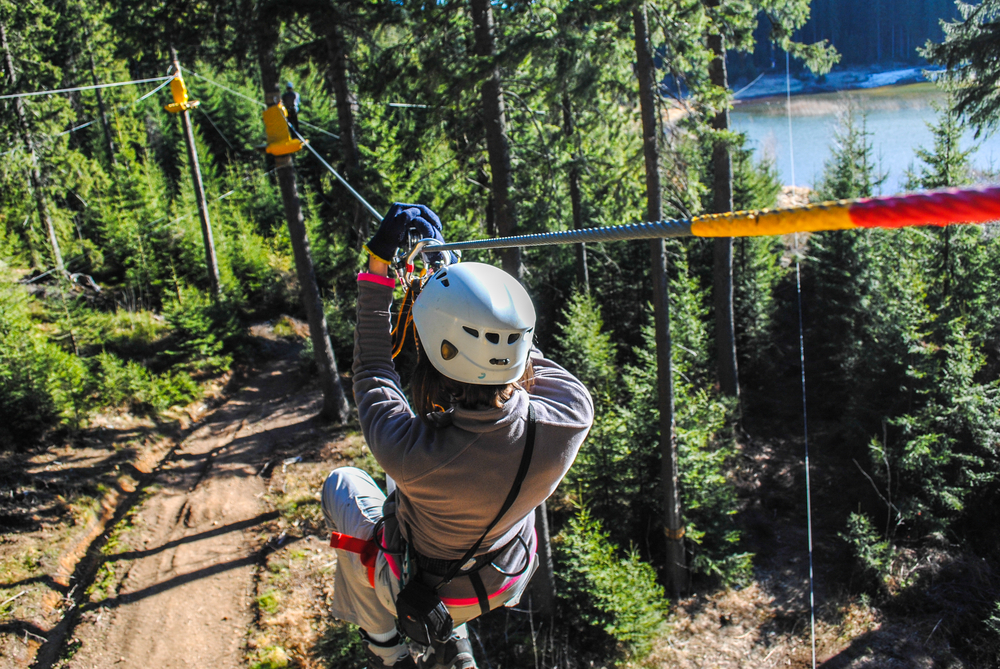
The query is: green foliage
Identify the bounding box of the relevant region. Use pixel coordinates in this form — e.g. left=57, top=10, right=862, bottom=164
left=840, top=512, right=893, bottom=590
left=92, top=351, right=198, bottom=414
left=315, top=622, right=366, bottom=669
left=923, top=0, right=1000, bottom=137
left=904, top=96, right=976, bottom=191
left=0, top=279, right=60, bottom=445
left=161, top=288, right=241, bottom=374
left=569, top=248, right=748, bottom=585
left=555, top=290, right=616, bottom=395
left=815, top=98, right=887, bottom=200
left=554, top=506, right=667, bottom=658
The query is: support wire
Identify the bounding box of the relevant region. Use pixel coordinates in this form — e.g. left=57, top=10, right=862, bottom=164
left=786, top=49, right=796, bottom=188
left=181, top=67, right=340, bottom=140
left=795, top=247, right=818, bottom=669
left=0, top=75, right=173, bottom=100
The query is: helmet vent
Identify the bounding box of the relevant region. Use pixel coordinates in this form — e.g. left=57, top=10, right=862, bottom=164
left=489, top=358, right=510, bottom=366
left=485, top=332, right=500, bottom=344
left=507, top=333, right=520, bottom=344
left=441, top=340, right=459, bottom=360
left=463, top=326, right=479, bottom=338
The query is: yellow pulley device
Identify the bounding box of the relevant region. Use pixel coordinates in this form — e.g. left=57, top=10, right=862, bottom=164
left=163, top=74, right=200, bottom=113
left=259, top=103, right=306, bottom=156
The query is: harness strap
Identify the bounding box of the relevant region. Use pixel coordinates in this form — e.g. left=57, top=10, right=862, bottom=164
left=413, top=535, right=514, bottom=576
left=331, top=531, right=379, bottom=587
left=468, top=572, right=490, bottom=616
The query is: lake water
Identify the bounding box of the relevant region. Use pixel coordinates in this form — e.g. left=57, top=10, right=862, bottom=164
left=731, top=83, right=1000, bottom=195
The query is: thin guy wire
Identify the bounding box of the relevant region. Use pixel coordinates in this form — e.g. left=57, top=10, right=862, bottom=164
left=795, top=254, right=817, bottom=669
left=290, top=124, right=383, bottom=222
left=1, top=75, right=175, bottom=156
left=787, top=50, right=796, bottom=188
left=0, top=75, right=173, bottom=100
left=181, top=67, right=341, bottom=140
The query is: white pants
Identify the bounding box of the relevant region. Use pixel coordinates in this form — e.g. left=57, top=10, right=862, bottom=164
left=321, top=466, right=402, bottom=636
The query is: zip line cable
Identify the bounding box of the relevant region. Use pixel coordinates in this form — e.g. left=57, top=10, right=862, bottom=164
left=420, top=186, right=1000, bottom=252
left=180, top=66, right=340, bottom=140
left=289, top=124, right=384, bottom=222
left=795, top=248, right=818, bottom=669
left=0, top=75, right=174, bottom=100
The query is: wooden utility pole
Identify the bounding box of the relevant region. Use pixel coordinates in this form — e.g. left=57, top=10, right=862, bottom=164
left=1, top=21, right=64, bottom=272
left=258, top=43, right=351, bottom=425
left=169, top=47, right=221, bottom=299
left=706, top=0, right=740, bottom=400
left=469, top=0, right=523, bottom=279
left=633, top=2, right=685, bottom=600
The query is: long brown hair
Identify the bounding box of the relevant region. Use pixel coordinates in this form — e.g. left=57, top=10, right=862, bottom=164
left=410, top=340, right=534, bottom=420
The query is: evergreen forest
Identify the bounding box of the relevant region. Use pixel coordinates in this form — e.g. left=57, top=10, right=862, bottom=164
left=2, top=0, right=1000, bottom=667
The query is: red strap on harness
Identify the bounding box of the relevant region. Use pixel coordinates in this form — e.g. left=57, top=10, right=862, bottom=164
left=330, top=531, right=379, bottom=587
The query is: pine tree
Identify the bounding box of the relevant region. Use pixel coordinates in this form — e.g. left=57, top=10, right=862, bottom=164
left=923, top=0, right=1000, bottom=137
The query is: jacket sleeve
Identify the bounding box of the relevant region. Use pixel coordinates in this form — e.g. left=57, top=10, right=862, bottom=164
left=352, top=274, right=431, bottom=480
left=526, top=347, right=595, bottom=430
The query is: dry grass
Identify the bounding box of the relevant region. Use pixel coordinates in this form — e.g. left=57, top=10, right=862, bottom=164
left=246, top=424, right=378, bottom=669
left=734, top=83, right=942, bottom=118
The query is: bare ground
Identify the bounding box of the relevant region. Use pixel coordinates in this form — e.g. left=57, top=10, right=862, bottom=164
left=57, top=354, right=321, bottom=669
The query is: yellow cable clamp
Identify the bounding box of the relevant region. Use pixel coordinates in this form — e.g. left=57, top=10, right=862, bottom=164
left=163, top=75, right=200, bottom=113
left=664, top=526, right=686, bottom=540
left=260, top=103, right=306, bottom=156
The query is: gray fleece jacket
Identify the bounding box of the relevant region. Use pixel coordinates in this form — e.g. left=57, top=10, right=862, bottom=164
left=353, top=274, right=594, bottom=600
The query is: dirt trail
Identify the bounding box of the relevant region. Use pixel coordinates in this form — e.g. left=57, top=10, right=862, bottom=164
left=58, top=358, right=323, bottom=669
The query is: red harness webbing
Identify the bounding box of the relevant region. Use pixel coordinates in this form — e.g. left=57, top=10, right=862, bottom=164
left=330, top=531, right=379, bottom=587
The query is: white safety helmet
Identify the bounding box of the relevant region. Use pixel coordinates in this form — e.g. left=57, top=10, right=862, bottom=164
left=412, top=262, right=536, bottom=385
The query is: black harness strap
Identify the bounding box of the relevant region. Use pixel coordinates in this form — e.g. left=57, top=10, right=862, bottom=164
left=469, top=572, right=490, bottom=616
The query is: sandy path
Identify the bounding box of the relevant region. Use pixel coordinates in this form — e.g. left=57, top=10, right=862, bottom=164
left=63, top=359, right=322, bottom=669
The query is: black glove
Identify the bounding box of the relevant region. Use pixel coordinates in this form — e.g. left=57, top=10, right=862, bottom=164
left=365, top=203, right=446, bottom=264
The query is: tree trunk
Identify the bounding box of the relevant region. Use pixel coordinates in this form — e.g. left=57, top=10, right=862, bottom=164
left=561, top=94, right=589, bottom=292
left=171, top=47, right=221, bottom=299
left=1, top=21, right=63, bottom=272
left=706, top=6, right=740, bottom=400
left=324, top=22, right=369, bottom=245
left=469, top=0, right=522, bottom=278
left=633, top=3, right=685, bottom=600
left=532, top=503, right=557, bottom=617
left=258, top=29, right=351, bottom=425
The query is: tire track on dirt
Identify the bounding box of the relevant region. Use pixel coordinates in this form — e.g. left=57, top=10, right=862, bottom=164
left=37, top=359, right=323, bottom=669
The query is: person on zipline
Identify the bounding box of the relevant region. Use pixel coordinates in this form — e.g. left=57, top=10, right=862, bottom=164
left=321, top=204, right=594, bottom=669
left=281, top=81, right=300, bottom=130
